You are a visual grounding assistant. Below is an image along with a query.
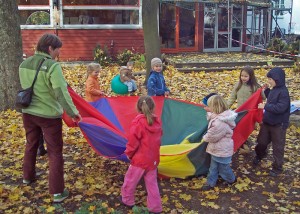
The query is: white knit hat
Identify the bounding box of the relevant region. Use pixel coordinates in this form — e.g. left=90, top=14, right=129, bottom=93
left=151, top=58, right=162, bottom=68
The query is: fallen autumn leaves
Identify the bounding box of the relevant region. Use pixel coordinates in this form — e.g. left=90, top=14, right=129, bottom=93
left=0, top=63, right=299, bottom=213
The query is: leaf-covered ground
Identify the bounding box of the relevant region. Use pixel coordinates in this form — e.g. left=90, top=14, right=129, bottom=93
left=0, top=62, right=300, bottom=213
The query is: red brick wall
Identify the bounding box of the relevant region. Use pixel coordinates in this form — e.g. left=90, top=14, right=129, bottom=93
left=21, top=29, right=145, bottom=61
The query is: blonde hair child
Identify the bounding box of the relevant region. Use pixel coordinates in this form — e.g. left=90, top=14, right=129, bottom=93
left=85, top=63, right=104, bottom=102
left=202, top=95, right=237, bottom=191
left=120, top=95, right=163, bottom=213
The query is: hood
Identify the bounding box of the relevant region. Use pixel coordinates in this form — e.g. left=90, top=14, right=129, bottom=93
left=267, top=67, right=285, bottom=87
left=134, top=114, right=162, bottom=133
left=208, top=110, right=237, bottom=129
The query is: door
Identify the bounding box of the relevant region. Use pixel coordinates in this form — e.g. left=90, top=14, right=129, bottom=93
left=203, top=3, right=243, bottom=52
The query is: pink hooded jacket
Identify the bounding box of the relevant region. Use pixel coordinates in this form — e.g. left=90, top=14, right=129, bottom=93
left=125, top=114, right=162, bottom=170
left=203, top=110, right=237, bottom=157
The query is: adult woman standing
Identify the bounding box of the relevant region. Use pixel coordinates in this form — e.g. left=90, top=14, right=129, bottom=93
left=19, top=33, right=81, bottom=202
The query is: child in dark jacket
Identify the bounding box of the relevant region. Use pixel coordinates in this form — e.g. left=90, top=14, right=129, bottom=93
left=253, top=67, right=290, bottom=177
left=120, top=95, right=163, bottom=213
left=147, top=58, right=170, bottom=96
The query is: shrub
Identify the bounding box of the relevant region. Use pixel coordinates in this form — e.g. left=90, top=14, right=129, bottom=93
left=116, top=49, right=136, bottom=66
left=116, top=49, right=146, bottom=70
left=267, top=38, right=286, bottom=53
left=94, top=44, right=113, bottom=67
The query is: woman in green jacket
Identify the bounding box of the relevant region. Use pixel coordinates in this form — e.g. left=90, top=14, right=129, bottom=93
left=19, top=34, right=81, bottom=203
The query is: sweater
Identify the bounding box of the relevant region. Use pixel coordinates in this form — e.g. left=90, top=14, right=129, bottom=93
left=19, top=52, right=78, bottom=118
left=228, top=82, right=262, bottom=108
left=85, top=75, right=102, bottom=102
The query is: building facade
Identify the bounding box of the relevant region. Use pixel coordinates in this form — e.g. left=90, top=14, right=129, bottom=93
left=18, top=0, right=272, bottom=61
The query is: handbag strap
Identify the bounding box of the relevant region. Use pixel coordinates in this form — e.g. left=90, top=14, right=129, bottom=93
left=30, top=58, right=46, bottom=88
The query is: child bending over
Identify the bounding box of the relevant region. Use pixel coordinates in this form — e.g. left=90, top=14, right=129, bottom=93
left=120, top=95, right=163, bottom=213
left=119, top=66, right=137, bottom=94
left=202, top=95, right=237, bottom=191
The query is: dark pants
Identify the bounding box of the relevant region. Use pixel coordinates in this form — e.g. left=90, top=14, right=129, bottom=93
left=22, top=113, right=64, bottom=194
left=255, top=123, right=286, bottom=173
left=38, top=133, right=46, bottom=151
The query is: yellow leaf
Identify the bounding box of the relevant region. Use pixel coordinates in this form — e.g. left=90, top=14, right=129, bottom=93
left=89, top=205, right=96, bottom=211
left=46, top=206, right=56, bottom=213
left=179, top=193, right=192, bottom=201
left=207, top=202, right=220, bottom=209
left=206, top=194, right=219, bottom=200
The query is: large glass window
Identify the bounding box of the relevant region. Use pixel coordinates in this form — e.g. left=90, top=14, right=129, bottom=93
left=18, top=0, right=142, bottom=29
left=18, top=0, right=49, bottom=5
left=61, top=0, right=140, bottom=27
left=18, top=0, right=51, bottom=26
left=63, top=9, right=139, bottom=25
left=62, top=0, right=139, bottom=6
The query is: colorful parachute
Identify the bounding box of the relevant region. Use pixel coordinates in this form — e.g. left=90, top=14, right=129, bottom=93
left=63, top=87, right=263, bottom=178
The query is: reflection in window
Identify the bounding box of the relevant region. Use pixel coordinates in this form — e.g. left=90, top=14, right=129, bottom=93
left=232, top=29, right=241, bottom=47
left=63, top=10, right=139, bottom=24
left=232, top=5, right=242, bottom=28
left=62, top=0, right=139, bottom=6
left=19, top=10, right=50, bottom=25
left=17, top=0, right=49, bottom=5
left=204, top=4, right=215, bottom=49
left=218, top=34, right=228, bottom=48
left=159, top=3, right=176, bottom=48
left=179, top=6, right=195, bottom=48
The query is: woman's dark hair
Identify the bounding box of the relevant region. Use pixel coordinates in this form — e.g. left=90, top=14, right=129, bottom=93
left=36, top=34, right=62, bottom=54
left=236, top=66, right=260, bottom=93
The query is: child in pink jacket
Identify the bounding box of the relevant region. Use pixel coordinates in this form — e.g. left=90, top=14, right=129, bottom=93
left=120, top=95, right=163, bottom=213
left=202, top=95, right=237, bottom=191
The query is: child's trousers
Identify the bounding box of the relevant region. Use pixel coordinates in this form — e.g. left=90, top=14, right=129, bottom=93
left=206, top=157, right=236, bottom=187
left=121, top=165, right=162, bottom=213
left=255, top=123, right=286, bottom=173
left=123, top=80, right=137, bottom=92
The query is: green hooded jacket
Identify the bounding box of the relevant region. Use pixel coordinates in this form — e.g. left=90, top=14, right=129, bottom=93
left=19, top=52, right=78, bottom=118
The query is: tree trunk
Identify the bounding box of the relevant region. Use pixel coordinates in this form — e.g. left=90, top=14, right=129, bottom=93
left=0, top=1, right=23, bottom=111
left=142, top=0, right=161, bottom=84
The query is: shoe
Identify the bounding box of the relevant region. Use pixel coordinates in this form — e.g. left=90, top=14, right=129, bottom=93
left=201, top=184, right=214, bottom=191
left=23, top=179, right=33, bottom=184
left=224, top=178, right=237, bottom=186
left=37, top=148, right=47, bottom=156
left=118, top=196, right=134, bottom=208
left=253, top=156, right=262, bottom=166
left=53, top=189, right=69, bottom=203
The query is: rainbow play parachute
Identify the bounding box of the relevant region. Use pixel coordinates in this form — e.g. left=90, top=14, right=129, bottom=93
left=63, top=87, right=263, bottom=179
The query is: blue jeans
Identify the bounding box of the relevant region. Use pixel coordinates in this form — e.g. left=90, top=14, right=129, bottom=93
left=123, top=80, right=137, bottom=92
left=206, top=157, right=236, bottom=187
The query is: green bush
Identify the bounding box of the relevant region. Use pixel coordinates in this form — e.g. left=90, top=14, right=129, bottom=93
left=94, top=44, right=113, bottom=67
left=267, top=38, right=286, bottom=53
left=115, top=49, right=146, bottom=70
left=116, top=49, right=143, bottom=66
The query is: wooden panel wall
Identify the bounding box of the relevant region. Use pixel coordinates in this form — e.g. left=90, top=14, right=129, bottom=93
left=21, top=29, right=145, bottom=61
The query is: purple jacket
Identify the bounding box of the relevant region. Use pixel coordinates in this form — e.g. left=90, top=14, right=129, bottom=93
left=203, top=110, right=237, bottom=157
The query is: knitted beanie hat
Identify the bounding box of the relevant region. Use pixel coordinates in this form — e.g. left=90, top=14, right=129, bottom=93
left=151, top=58, right=162, bottom=68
